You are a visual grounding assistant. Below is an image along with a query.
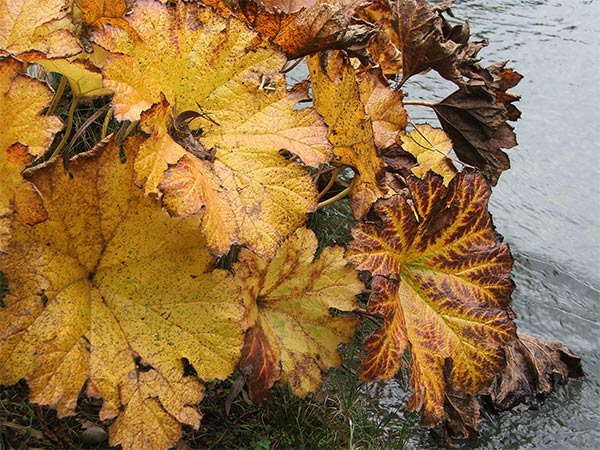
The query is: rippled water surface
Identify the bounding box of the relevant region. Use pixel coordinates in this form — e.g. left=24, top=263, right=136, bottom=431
left=379, top=0, right=600, bottom=448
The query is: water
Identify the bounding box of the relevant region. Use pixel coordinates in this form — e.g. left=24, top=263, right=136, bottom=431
left=386, top=1, right=600, bottom=448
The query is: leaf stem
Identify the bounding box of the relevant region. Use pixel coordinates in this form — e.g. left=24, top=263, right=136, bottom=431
left=317, top=175, right=357, bottom=209
left=403, top=100, right=436, bottom=108
left=47, top=76, right=68, bottom=116
left=51, top=95, right=79, bottom=157
left=101, top=107, right=113, bottom=139
left=316, top=166, right=340, bottom=201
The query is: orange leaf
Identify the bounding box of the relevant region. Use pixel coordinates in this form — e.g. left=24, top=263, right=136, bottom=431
left=232, top=0, right=376, bottom=59
left=346, top=171, right=516, bottom=427
left=93, top=1, right=331, bottom=257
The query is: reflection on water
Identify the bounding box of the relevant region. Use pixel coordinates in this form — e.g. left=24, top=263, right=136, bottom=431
left=379, top=0, right=600, bottom=448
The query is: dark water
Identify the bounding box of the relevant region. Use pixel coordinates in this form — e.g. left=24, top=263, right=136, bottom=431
left=381, top=0, right=600, bottom=448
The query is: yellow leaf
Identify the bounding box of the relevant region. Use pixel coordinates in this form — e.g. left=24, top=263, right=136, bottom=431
left=400, top=124, right=457, bottom=184
left=307, top=50, right=387, bottom=218
left=0, top=57, right=62, bottom=227
left=234, top=228, right=362, bottom=398
left=357, top=68, right=407, bottom=149
left=135, top=96, right=187, bottom=195
left=0, top=136, right=245, bottom=450
left=37, top=55, right=112, bottom=98
left=0, top=0, right=80, bottom=59
left=93, top=1, right=331, bottom=257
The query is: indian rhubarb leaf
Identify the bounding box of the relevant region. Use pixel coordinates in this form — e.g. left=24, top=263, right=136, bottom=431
left=308, top=50, right=387, bottom=218
left=0, top=136, right=246, bottom=450
left=0, top=57, right=63, bottom=228
left=234, top=228, right=362, bottom=399
left=399, top=124, right=457, bottom=184
left=487, top=333, right=583, bottom=411
left=433, top=61, right=522, bottom=185
left=74, top=0, right=128, bottom=29
left=93, top=0, right=331, bottom=257
left=357, top=0, right=475, bottom=84
left=0, top=0, right=81, bottom=59
left=346, top=171, right=516, bottom=427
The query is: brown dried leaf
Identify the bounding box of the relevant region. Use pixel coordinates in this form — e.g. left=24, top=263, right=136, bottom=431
left=487, top=333, right=584, bottom=411
left=433, top=64, right=521, bottom=186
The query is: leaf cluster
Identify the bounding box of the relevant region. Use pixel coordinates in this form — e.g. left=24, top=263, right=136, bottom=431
left=0, top=1, right=582, bottom=449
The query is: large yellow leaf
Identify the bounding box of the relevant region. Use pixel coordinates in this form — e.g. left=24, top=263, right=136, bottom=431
left=307, top=50, right=387, bottom=218
left=234, top=228, right=362, bottom=399
left=0, top=136, right=245, bottom=450
left=346, top=172, right=516, bottom=427
left=0, top=57, right=63, bottom=231
left=92, top=0, right=331, bottom=257
left=0, top=0, right=80, bottom=59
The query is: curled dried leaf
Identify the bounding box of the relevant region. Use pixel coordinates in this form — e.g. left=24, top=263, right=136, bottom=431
left=487, top=333, right=584, bottom=411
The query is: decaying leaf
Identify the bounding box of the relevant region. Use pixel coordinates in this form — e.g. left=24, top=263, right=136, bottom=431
left=346, top=171, right=516, bottom=426
left=433, top=61, right=522, bottom=185
left=0, top=0, right=81, bottom=59
left=93, top=0, right=331, bottom=257
left=0, top=136, right=245, bottom=450
left=308, top=50, right=387, bottom=217
left=0, top=57, right=63, bottom=227
left=399, top=124, right=456, bottom=184
left=487, top=333, right=583, bottom=411
left=358, top=0, right=478, bottom=84
left=234, top=228, right=362, bottom=399
left=229, top=0, right=376, bottom=60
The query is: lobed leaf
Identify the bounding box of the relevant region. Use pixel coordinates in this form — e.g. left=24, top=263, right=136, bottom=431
left=433, top=62, right=522, bottom=185
left=230, top=0, right=376, bottom=60
left=234, top=228, right=362, bottom=399
left=0, top=57, right=63, bottom=231
left=0, top=136, right=246, bottom=450
left=93, top=0, right=331, bottom=257
left=487, top=333, right=584, bottom=411
left=0, top=0, right=80, bottom=60
left=346, top=171, right=516, bottom=426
